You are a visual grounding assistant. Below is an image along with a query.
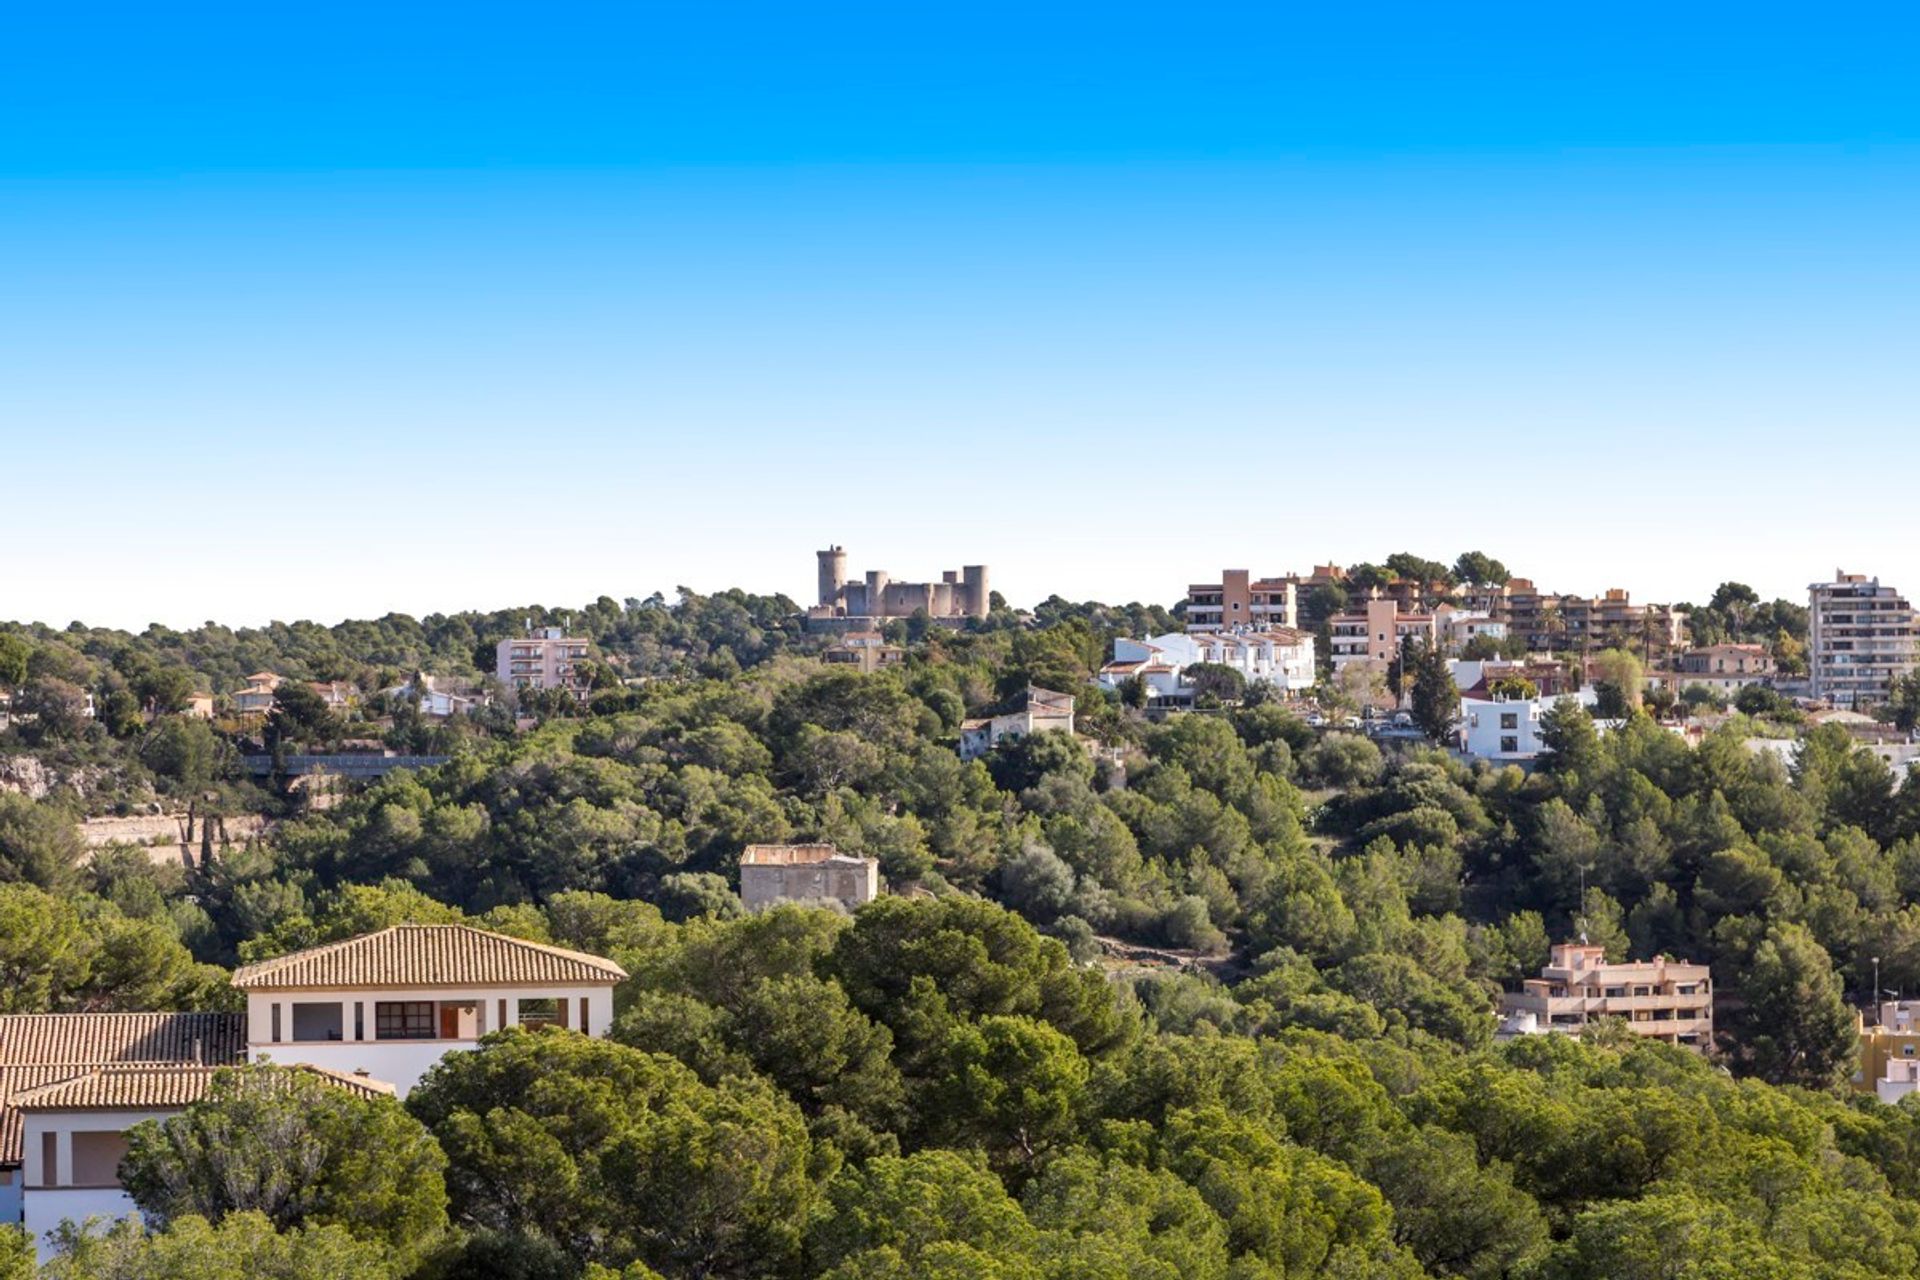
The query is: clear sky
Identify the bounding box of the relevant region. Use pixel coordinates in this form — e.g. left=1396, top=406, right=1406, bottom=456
left=3, top=3, right=1917, bottom=629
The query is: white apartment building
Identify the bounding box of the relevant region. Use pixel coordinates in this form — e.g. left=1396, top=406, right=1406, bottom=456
left=1434, top=606, right=1507, bottom=652
left=1099, top=629, right=1317, bottom=706
left=496, top=628, right=593, bottom=702
left=1809, top=571, right=1916, bottom=709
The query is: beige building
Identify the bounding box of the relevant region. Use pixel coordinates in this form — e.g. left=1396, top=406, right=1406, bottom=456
left=1329, top=598, right=1437, bottom=670
left=1855, top=1001, right=1920, bottom=1102
left=496, top=628, right=593, bottom=703
left=959, top=686, right=1076, bottom=760
left=232, top=671, right=281, bottom=716
left=823, top=631, right=905, bottom=673
left=1500, top=942, right=1714, bottom=1052
left=1183, top=569, right=1311, bottom=632
left=1809, top=571, right=1916, bottom=709
left=739, top=844, right=880, bottom=912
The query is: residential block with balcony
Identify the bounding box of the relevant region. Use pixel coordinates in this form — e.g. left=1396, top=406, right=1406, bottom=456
left=1500, top=942, right=1713, bottom=1052
left=1809, top=571, right=1916, bottom=710
left=1329, top=598, right=1436, bottom=670
left=496, top=628, right=593, bottom=702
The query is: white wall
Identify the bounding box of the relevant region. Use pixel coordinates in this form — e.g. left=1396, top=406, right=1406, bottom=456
left=22, top=1106, right=179, bottom=1261
left=25, top=1187, right=135, bottom=1260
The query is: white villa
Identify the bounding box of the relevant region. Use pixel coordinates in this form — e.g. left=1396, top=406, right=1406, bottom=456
left=233, top=925, right=627, bottom=1095
left=1099, top=629, right=1316, bottom=707
left=17, top=1063, right=390, bottom=1253
left=0, top=924, right=627, bottom=1257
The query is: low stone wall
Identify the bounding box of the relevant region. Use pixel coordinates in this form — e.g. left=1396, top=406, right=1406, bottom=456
left=77, top=813, right=269, bottom=866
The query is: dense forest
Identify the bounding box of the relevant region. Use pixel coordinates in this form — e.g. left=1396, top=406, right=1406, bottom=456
left=3, top=580, right=1919, bottom=1278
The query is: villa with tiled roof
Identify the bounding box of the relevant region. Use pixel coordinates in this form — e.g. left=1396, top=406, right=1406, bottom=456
left=0, top=924, right=627, bottom=1257
left=232, top=924, right=627, bottom=1095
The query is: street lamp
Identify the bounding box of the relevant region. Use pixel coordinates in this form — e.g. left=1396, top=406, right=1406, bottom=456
left=1872, top=956, right=1882, bottom=1017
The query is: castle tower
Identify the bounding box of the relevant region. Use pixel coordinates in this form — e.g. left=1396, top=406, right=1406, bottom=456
left=817, top=546, right=847, bottom=609
left=962, top=565, right=990, bottom=620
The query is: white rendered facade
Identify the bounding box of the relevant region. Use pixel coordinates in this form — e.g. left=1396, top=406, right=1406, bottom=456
left=244, top=982, right=616, bottom=1095
left=1099, top=630, right=1316, bottom=704
left=1458, top=689, right=1598, bottom=761
left=20, top=1107, right=168, bottom=1258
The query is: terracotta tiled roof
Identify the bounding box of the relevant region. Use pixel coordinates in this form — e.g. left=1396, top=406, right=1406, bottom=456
left=0, top=1012, right=245, bottom=1068
left=230, top=925, right=627, bottom=991
left=13, top=1063, right=394, bottom=1112
left=0, top=1013, right=247, bottom=1166
left=1, top=1065, right=103, bottom=1167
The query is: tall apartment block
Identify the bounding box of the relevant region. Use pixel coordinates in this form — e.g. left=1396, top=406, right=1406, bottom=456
left=1809, top=571, right=1917, bottom=709
left=496, top=628, right=593, bottom=701
left=808, top=546, right=989, bottom=626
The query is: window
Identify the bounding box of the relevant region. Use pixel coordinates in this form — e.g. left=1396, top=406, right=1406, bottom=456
left=71, top=1132, right=130, bottom=1187
left=517, top=997, right=563, bottom=1029
left=1905, top=1044, right=1916, bottom=1058
left=291, top=1001, right=343, bottom=1042
left=1500, top=736, right=1519, bottom=754
left=375, top=1001, right=436, bottom=1040
left=1499, top=712, right=1519, bottom=730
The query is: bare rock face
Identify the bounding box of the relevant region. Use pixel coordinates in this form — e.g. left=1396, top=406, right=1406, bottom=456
left=0, top=753, right=60, bottom=800
left=0, top=754, right=112, bottom=802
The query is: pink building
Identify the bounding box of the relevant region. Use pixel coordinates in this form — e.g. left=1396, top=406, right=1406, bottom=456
left=496, top=629, right=592, bottom=702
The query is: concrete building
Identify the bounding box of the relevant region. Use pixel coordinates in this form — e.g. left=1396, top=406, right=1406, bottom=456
left=1673, top=643, right=1777, bottom=698
left=959, top=686, right=1076, bottom=761
left=809, top=546, right=989, bottom=626
left=1329, top=599, right=1437, bottom=670
left=1500, top=942, right=1714, bottom=1052
left=496, top=628, right=593, bottom=703
left=739, top=843, right=880, bottom=912
left=1809, top=571, right=1916, bottom=709
left=1494, top=582, right=1680, bottom=661
left=232, top=925, right=627, bottom=1095
left=1099, top=629, right=1317, bottom=707
left=822, top=631, right=905, bottom=673
left=1856, top=1002, right=1920, bottom=1102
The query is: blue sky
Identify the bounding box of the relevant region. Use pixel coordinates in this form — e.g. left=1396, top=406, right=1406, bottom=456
left=3, top=4, right=1917, bottom=628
